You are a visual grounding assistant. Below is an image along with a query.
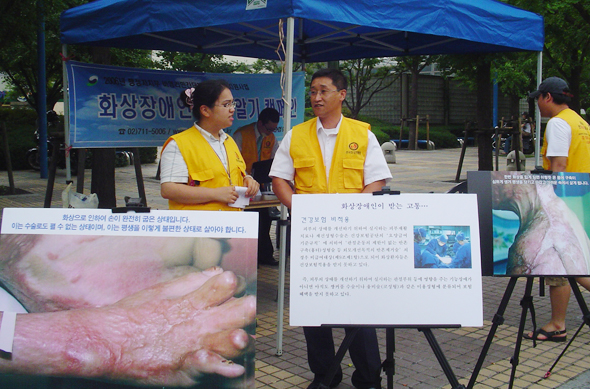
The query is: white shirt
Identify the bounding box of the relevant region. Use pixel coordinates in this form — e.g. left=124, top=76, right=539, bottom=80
left=545, top=117, right=571, bottom=157
left=233, top=123, right=280, bottom=158
left=269, top=115, right=392, bottom=186
left=160, top=124, right=230, bottom=184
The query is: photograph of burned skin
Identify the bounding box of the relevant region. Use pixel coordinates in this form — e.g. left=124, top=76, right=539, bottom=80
left=491, top=171, right=590, bottom=276
left=0, top=235, right=257, bottom=388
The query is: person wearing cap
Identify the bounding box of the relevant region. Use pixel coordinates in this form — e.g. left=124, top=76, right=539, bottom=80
left=421, top=234, right=449, bottom=268
left=233, top=107, right=281, bottom=266
left=451, top=232, right=471, bottom=269
left=452, top=232, right=466, bottom=253
left=523, top=76, right=590, bottom=342
left=414, top=227, right=427, bottom=267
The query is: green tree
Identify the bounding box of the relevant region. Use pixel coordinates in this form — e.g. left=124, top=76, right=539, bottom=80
left=155, top=52, right=250, bottom=73
left=339, top=58, right=399, bottom=120
left=0, top=0, right=158, bottom=113
left=499, top=0, right=590, bottom=113
left=0, top=0, right=79, bottom=112
left=397, top=56, right=437, bottom=149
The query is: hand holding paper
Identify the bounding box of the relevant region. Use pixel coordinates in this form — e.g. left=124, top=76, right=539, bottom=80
left=228, top=186, right=251, bottom=208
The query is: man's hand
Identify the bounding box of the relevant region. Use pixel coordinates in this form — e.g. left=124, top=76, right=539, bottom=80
left=3, top=269, right=256, bottom=387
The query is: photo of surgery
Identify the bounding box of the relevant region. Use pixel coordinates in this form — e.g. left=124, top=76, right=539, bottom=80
left=413, top=226, right=472, bottom=269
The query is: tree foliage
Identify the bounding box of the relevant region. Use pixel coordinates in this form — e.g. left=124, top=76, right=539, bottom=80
left=0, top=0, right=250, bottom=113
left=0, top=0, right=82, bottom=112
left=155, top=52, right=250, bottom=74
left=339, top=58, right=398, bottom=119
left=442, top=0, right=590, bottom=114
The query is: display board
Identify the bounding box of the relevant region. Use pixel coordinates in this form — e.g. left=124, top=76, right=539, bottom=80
left=289, top=193, right=483, bottom=327
left=0, top=208, right=257, bottom=389
left=469, top=170, right=590, bottom=277
left=66, top=61, right=305, bottom=147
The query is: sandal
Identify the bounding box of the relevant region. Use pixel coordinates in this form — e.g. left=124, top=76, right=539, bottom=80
left=523, top=328, right=567, bottom=342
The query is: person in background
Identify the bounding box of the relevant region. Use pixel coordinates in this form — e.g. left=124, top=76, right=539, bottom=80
left=160, top=80, right=259, bottom=211
left=523, top=76, right=590, bottom=342
left=450, top=232, right=471, bottom=268
left=233, top=108, right=281, bottom=266
left=502, top=115, right=517, bottom=155
left=521, top=111, right=535, bottom=154
left=233, top=107, right=280, bottom=174
left=270, top=68, right=391, bottom=389
left=420, top=234, right=449, bottom=268
left=414, top=227, right=427, bottom=268
left=452, top=232, right=465, bottom=255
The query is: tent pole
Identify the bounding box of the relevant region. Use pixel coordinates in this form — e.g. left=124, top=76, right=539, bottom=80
left=534, top=51, right=542, bottom=167
left=276, top=16, right=295, bottom=357
left=63, top=44, right=72, bottom=182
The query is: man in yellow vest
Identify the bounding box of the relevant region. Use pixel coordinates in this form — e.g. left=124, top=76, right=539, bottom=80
left=233, top=107, right=280, bottom=266
left=270, top=68, right=391, bottom=389
left=233, top=107, right=280, bottom=174
left=524, top=77, right=590, bottom=342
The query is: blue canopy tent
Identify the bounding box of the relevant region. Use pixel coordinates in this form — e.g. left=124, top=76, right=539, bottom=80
left=61, top=0, right=543, bottom=60
left=60, top=0, right=544, bottom=356
left=60, top=0, right=545, bottom=160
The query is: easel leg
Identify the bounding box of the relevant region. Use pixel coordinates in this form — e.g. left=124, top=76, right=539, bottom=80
left=544, top=279, right=590, bottom=378
left=455, top=130, right=468, bottom=182
left=319, top=327, right=360, bottom=389
left=419, top=328, right=465, bottom=389
left=382, top=328, right=395, bottom=389
left=468, top=277, right=518, bottom=389
left=508, top=277, right=535, bottom=389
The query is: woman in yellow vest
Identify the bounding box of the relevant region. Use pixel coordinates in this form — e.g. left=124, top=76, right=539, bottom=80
left=160, top=79, right=259, bottom=211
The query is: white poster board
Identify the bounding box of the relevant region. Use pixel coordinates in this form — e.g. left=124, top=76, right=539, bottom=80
left=289, top=193, right=483, bottom=327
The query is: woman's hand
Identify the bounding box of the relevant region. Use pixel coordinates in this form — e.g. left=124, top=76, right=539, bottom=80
left=243, top=176, right=260, bottom=197
left=215, top=186, right=239, bottom=204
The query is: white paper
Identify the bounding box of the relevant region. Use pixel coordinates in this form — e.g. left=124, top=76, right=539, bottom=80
left=228, top=186, right=251, bottom=209
left=0, top=208, right=258, bottom=238
left=0, top=311, right=17, bottom=353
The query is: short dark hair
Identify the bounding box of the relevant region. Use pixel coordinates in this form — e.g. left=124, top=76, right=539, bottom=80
left=311, top=68, right=347, bottom=91
left=179, top=79, right=230, bottom=120
left=258, top=108, right=280, bottom=124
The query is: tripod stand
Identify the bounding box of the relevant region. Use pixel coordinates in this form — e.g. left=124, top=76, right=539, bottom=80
left=543, top=278, right=590, bottom=379
left=318, top=325, right=466, bottom=389
left=468, top=277, right=590, bottom=389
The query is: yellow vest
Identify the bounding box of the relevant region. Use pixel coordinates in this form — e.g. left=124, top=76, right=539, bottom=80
left=162, top=126, right=246, bottom=211
left=542, top=109, right=590, bottom=172
left=290, top=117, right=369, bottom=194
left=234, top=123, right=275, bottom=174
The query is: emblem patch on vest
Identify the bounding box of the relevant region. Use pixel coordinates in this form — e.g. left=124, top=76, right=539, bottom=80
left=349, top=142, right=359, bottom=151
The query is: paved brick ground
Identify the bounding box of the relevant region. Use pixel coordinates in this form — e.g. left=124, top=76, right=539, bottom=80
left=1, top=147, right=589, bottom=389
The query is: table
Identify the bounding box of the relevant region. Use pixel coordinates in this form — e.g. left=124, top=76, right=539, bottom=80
left=246, top=196, right=288, bottom=355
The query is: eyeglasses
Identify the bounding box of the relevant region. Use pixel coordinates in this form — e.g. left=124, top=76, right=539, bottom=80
left=263, top=122, right=278, bottom=133
left=215, top=100, right=237, bottom=109
left=309, top=89, right=341, bottom=98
